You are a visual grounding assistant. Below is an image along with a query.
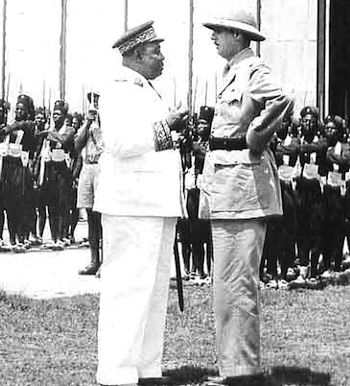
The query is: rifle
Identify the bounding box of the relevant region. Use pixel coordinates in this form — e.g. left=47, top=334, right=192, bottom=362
left=173, top=235, right=184, bottom=312
left=43, top=80, right=46, bottom=121
left=0, top=99, right=8, bottom=126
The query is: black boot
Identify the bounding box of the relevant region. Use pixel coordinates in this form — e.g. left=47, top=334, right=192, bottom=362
left=78, top=245, right=100, bottom=275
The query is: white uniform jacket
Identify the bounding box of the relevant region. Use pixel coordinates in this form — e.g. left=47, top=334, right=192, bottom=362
left=94, top=66, right=186, bottom=217
left=199, top=48, right=293, bottom=220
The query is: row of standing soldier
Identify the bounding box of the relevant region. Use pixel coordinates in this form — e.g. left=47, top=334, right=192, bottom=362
left=177, top=104, right=350, bottom=290
left=2, top=92, right=350, bottom=290
left=0, top=93, right=102, bottom=276
left=263, top=106, right=350, bottom=289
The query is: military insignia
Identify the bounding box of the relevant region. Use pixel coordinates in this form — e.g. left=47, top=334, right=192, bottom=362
left=134, top=78, right=144, bottom=87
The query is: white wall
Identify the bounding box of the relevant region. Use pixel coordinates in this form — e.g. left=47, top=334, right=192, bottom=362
left=261, top=0, right=318, bottom=116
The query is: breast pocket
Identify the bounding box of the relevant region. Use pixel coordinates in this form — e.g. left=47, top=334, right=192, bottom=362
left=211, top=161, right=270, bottom=213
left=219, top=89, right=244, bottom=124
left=221, top=87, right=243, bottom=105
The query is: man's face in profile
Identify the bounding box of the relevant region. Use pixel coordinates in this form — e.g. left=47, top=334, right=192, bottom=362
left=140, top=42, right=165, bottom=80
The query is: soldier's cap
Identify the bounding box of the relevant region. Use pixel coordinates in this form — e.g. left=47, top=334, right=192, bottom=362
left=87, top=91, right=100, bottom=103
left=324, top=114, right=343, bottom=128
left=0, top=99, right=10, bottom=110
left=112, top=20, right=164, bottom=55
left=53, top=100, right=68, bottom=115
left=17, top=94, right=34, bottom=111
left=35, top=106, right=45, bottom=115
left=203, top=8, right=266, bottom=42
left=300, top=106, right=319, bottom=118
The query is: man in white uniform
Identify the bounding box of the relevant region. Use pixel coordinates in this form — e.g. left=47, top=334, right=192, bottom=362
left=94, top=21, right=188, bottom=386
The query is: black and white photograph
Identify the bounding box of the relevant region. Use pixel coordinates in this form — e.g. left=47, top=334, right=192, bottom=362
left=0, top=1, right=349, bottom=385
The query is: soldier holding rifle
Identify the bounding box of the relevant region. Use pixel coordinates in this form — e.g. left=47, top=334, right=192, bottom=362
left=0, top=99, right=9, bottom=247
left=75, top=92, right=103, bottom=276
left=0, top=94, right=36, bottom=252
left=94, top=21, right=188, bottom=386
left=199, top=6, right=293, bottom=385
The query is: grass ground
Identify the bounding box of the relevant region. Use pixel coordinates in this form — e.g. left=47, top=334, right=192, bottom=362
left=1, top=284, right=350, bottom=386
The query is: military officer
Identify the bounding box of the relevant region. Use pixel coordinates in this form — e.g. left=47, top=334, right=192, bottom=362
left=94, top=21, right=188, bottom=386
left=199, top=6, right=293, bottom=385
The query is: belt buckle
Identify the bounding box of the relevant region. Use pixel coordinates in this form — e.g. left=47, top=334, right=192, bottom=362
left=223, top=136, right=229, bottom=151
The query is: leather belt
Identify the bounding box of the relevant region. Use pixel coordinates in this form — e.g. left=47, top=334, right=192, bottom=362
left=209, top=136, right=247, bottom=151
left=84, top=155, right=100, bottom=164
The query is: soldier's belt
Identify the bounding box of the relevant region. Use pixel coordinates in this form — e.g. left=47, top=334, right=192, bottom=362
left=84, top=155, right=100, bottom=164
left=51, top=149, right=66, bottom=163
left=8, top=143, right=22, bottom=158
left=209, top=135, right=247, bottom=151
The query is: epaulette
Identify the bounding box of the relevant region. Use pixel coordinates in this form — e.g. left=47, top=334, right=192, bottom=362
left=114, top=77, right=144, bottom=87
left=133, top=78, right=144, bottom=87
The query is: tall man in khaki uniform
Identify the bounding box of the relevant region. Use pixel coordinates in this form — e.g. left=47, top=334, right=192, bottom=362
left=199, top=7, right=293, bottom=385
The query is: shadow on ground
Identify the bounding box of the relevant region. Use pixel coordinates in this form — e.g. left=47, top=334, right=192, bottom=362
left=163, top=366, right=332, bottom=385
left=271, top=366, right=332, bottom=386
left=164, top=366, right=217, bottom=384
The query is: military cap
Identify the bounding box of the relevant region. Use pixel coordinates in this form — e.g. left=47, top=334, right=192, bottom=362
left=112, top=20, right=164, bottom=55
left=35, top=106, right=45, bottom=115
left=17, top=94, right=35, bottom=120
left=300, top=106, right=319, bottom=118
left=324, top=114, right=343, bottom=129
left=17, top=94, right=34, bottom=111
left=0, top=99, right=10, bottom=109
left=87, top=91, right=100, bottom=103
left=53, top=100, right=68, bottom=115
left=203, top=7, right=266, bottom=41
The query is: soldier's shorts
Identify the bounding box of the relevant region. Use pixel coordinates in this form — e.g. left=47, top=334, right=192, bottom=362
left=77, top=163, right=100, bottom=209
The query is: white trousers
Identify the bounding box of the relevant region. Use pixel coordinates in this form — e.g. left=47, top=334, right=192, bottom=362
left=96, top=215, right=177, bottom=386
left=211, top=219, right=266, bottom=377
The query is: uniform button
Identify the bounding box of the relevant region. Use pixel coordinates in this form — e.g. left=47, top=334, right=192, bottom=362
left=217, top=95, right=222, bottom=99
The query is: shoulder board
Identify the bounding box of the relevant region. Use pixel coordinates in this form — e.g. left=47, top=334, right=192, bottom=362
left=133, top=78, right=144, bottom=87
left=114, top=77, right=144, bottom=87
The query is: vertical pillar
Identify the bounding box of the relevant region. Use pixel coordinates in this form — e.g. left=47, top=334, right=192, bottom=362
left=317, top=0, right=326, bottom=118
left=188, top=0, right=194, bottom=113
left=1, top=0, right=7, bottom=100
left=124, top=0, right=128, bottom=31
left=324, top=0, right=330, bottom=116
left=59, top=0, right=67, bottom=101
left=256, top=0, right=261, bottom=57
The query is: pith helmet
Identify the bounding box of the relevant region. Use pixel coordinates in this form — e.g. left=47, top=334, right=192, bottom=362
left=203, top=8, right=266, bottom=42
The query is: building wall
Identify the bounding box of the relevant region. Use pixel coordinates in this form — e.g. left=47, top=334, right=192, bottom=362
left=261, top=0, right=318, bottom=116
left=0, top=0, right=318, bottom=118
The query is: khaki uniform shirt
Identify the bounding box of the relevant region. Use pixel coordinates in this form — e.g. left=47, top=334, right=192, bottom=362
left=199, top=48, right=293, bottom=220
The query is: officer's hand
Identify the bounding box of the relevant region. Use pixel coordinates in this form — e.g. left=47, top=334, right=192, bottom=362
left=192, top=141, right=206, bottom=156
left=87, top=108, right=97, bottom=122
left=197, top=119, right=210, bottom=139
left=166, top=107, right=189, bottom=132
left=37, top=130, right=49, bottom=138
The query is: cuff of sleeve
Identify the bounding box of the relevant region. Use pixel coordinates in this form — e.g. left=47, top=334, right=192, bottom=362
left=153, top=120, right=173, bottom=152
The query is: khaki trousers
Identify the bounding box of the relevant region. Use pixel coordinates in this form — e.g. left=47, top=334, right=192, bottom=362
left=211, top=219, right=266, bottom=377
left=96, top=215, right=176, bottom=385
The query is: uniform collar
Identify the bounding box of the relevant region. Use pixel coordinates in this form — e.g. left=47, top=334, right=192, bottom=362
left=224, top=47, right=255, bottom=76
left=219, top=48, right=255, bottom=96
left=114, top=66, right=161, bottom=99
